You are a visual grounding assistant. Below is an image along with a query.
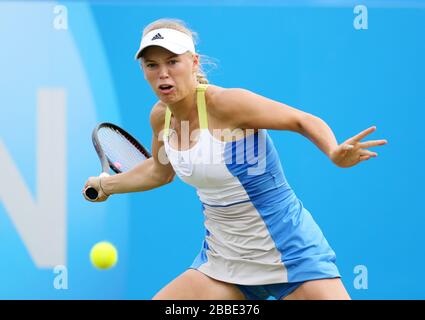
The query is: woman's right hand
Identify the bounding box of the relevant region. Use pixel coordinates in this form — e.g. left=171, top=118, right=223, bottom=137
left=82, top=176, right=110, bottom=202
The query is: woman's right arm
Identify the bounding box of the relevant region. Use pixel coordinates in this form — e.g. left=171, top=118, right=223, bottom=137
left=83, top=103, right=175, bottom=201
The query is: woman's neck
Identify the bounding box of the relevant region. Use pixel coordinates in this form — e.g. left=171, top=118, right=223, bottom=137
left=166, top=87, right=198, bottom=122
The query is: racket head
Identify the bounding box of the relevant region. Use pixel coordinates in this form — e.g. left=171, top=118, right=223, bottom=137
left=92, top=122, right=151, bottom=174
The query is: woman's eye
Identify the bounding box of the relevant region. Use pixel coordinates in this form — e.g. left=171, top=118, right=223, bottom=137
left=169, top=60, right=178, bottom=65
left=146, top=63, right=156, bottom=68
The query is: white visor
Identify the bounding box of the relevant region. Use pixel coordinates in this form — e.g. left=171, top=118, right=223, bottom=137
left=135, top=28, right=196, bottom=59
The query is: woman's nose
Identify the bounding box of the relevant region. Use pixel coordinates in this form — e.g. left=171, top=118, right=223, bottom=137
left=159, top=65, right=169, bottom=78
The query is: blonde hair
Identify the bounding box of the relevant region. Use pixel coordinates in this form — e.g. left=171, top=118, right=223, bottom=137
left=141, top=18, right=213, bottom=84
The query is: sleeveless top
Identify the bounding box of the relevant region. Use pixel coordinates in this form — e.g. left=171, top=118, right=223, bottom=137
left=162, top=84, right=339, bottom=285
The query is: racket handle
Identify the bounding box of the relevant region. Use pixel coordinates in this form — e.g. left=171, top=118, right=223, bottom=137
left=85, top=187, right=99, bottom=200
left=85, top=172, right=110, bottom=201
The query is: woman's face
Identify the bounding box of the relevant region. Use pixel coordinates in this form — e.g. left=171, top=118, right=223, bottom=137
left=141, top=46, right=198, bottom=104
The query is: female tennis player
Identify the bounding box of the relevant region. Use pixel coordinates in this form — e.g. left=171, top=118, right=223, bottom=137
left=83, top=19, right=387, bottom=300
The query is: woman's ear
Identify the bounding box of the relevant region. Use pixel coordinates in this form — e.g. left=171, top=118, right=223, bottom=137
left=193, top=54, right=200, bottom=72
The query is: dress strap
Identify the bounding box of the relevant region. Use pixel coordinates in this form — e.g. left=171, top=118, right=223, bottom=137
left=196, top=84, right=209, bottom=129
left=163, top=106, right=172, bottom=138
left=163, top=84, right=209, bottom=138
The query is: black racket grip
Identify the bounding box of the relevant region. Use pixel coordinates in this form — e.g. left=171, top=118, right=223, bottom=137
left=85, top=187, right=99, bottom=200
left=84, top=173, right=109, bottom=201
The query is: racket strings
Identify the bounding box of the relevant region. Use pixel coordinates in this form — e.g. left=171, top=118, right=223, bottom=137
left=121, top=131, right=150, bottom=158
left=98, top=127, right=147, bottom=172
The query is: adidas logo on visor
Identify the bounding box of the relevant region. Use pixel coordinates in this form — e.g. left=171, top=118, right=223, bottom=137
left=151, top=33, right=164, bottom=40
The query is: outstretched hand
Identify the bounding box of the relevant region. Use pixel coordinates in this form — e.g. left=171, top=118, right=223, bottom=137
left=330, top=126, right=387, bottom=168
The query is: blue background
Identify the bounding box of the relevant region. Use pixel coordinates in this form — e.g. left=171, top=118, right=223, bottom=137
left=0, top=0, right=424, bottom=299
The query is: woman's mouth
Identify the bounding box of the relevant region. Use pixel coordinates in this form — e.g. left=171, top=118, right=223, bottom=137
left=158, top=84, right=174, bottom=95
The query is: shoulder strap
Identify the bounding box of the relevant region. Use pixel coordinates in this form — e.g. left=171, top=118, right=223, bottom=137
left=196, top=84, right=209, bottom=129
left=163, top=84, right=209, bottom=136
left=163, top=106, right=172, bottom=137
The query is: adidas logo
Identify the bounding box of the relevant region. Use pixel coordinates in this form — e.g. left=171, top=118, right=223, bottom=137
left=151, top=33, right=164, bottom=41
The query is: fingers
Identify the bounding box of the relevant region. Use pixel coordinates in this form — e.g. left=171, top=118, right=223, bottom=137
left=82, top=187, right=108, bottom=202
left=82, top=178, right=93, bottom=195
left=359, top=155, right=371, bottom=162
left=358, top=139, right=387, bottom=149
left=82, top=176, right=102, bottom=202
left=360, top=149, right=378, bottom=157
left=342, top=144, right=354, bottom=151
left=348, top=126, right=377, bottom=143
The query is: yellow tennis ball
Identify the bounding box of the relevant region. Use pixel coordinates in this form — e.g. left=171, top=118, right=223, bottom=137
left=90, top=241, right=118, bottom=270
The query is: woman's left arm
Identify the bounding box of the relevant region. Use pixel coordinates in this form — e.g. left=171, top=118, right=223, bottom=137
left=212, top=88, right=387, bottom=168
left=298, top=115, right=388, bottom=168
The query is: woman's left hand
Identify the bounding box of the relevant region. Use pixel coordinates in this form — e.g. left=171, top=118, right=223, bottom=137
left=330, top=126, right=387, bottom=168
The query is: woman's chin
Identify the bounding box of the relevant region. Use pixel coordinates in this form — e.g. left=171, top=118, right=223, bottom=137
left=159, top=97, right=174, bottom=104
left=159, top=94, right=178, bottom=104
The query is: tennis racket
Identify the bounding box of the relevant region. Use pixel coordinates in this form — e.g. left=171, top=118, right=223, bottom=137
left=84, top=122, right=151, bottom=200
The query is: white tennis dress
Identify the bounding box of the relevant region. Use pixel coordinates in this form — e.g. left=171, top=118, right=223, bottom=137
left=163, top=84, right=340, bottom=285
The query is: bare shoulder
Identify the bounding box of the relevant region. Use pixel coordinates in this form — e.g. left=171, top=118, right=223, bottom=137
left=205, top=85, right=248, bottom=121
left=206, top=84, right=306, bottom=131
left=149, top=101, right=167, bottom=136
